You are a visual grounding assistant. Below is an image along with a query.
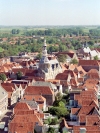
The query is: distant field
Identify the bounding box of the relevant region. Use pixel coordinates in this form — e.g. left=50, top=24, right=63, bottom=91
left=82, top=26, right=98, bottom=33
left=0, top=26, right=100, bottom=37
left=0, top=27, right=47, bottom=37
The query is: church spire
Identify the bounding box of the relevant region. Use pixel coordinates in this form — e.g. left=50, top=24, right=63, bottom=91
left=42, top=39, right=47, bottom=56
left=40, top=39, right=49, bottom=63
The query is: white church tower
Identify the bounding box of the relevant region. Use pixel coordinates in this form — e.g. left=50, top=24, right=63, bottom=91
left=38, top=40, right=62, bottom=80
left=40, top=40, right=49, bottom=63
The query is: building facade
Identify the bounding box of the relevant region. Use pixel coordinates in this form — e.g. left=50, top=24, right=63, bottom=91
left=38, top=40, right=62, bottom=80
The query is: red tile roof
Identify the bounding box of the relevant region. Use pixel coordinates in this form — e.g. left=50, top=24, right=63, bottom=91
left=71, top=108, right=80, bottom=115
left=87, top=69, right=99, bottom=79
left=14, top=102, right=32, bottom=114
left=86, top=115, right=100, bottom=126
left=77, top=106, right=96, bottom=116
left=73, top=125, right=100, bottom=133
left=79, top=60, right=100, bottom=66
left=9, top=114, right=43, bottom=133
left=23, top=95, right=46, bottom=102
left=1, top=83, right=15, bottom=88
left=25, top=86, right=54, bottom=95
left=55, top=70, right=77, bottom=80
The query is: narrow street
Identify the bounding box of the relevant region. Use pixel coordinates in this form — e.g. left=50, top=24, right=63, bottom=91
left=0, top=107, right=13, bottom=133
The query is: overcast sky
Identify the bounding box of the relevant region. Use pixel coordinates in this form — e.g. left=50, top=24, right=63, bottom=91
left=0, top=0, right=100, bottom=25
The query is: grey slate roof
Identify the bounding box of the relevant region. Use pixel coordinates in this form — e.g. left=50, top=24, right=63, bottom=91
left=20, top=99, right=38, bottom=109
left=32, top=81, right=57, bottom=90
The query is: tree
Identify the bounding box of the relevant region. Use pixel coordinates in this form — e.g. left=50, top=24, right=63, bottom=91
left=0, top=52, right=4, bottom=58
left=88, top=40, right=94, bottom=46
left=44, top=117, right=58, bottom=125
left=12, top=29, right=16, bottom=34
left=48, top=45, right=59, bottom=53
left=94, top=55, right=99, bottom=60
left=70, top=33, right=72, bottom=37
left=47, top=117, right=52, bottom=125
left=50, top=118, right=58, bottom=125
left=71, top=58, right=78, bottom=64
left=16, top=29, right=20, bottom=34
left=36, top=53, right=42, bottom=60
left=53, top=100, right=65, bottom=107
left=16, top=71, right=22, bottom=80
left=0, top=73, right=6, bottom=82
left=12, top=29, right=20, bottom=34
left=49, top=106, right=69, bottom=118
left=47, top=127, right=56, bottom=133
left=59, top=44, right=67, bottom=52
left=55, top=92, right=63, bottom=101
left=57, top=54, right=67, bottom=63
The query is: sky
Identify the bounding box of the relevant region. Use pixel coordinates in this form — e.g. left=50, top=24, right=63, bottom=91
left=0, top=0, right=100, bottom=26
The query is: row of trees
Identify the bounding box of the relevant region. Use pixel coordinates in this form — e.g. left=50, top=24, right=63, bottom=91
left=24, top=27, right=86, bottom=37
left=0, top=38, right=99, bottom=59
left=0, top=71, right=22, bottom=82
left=89, top=29, right=100, bottom=37
left=12, top=29, right=20, bottom=34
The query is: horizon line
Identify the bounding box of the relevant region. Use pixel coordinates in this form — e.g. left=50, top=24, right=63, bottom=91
left=0, top=25, right=100, bottom=27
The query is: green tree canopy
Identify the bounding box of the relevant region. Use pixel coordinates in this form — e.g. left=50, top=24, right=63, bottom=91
left=71, top=58, right=78, bottom=64
left=94, top=55, right=99, bottom=60
left=47, top=127, right=56, bottom=133
left=16, top=71, right=22, bottom=80
left=0, top=73, right=6, bottom=82
left=55, top=92, right=63, bottom=101
left=59, top=44, right=67, bottom=52
left=49, top=106, right=69, bottom=118
left=57, top=54, right=67, bottom=63
left=36, top=53, right=42, bottom=60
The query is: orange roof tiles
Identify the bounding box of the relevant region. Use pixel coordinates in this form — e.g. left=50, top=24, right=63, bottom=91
left=71, top=108, right=80, bottom=115
left=14, top=102, right=32, bottom=114
left=1, top=83, right=15, bottom=88
left=25, top=86, right=54, bottom=95
left=79, top=114, right=86, bottom=123
left=87, top=69, right=99, bottom=79
left=78, top=106, right=96, bottom=116
left=1, top=85, right=14, bottom=92
left=79, top=60, right=100, bottom=66
left=74, top=65, right=86, bottom=76
left=15, top=110, right=35, bottom=115
left=69, top=64, right=76, bottom=70
left=23, top=95, right=46, bottom=102
left=86, top=115, right=100, bottom=126
left=9, top=114, right=43, bottom=133
left=85, top=78, right=99, bottom=85
left=70, top=79, right=79, bottom=86
left=73, top=125, right=100, bottom=132
left=55, top=69, right=77, bottom=80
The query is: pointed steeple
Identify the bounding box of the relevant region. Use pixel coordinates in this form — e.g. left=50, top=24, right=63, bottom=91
left=40, top=39, right=49, bottom=63
left=42, top=39, right=48, bottom=56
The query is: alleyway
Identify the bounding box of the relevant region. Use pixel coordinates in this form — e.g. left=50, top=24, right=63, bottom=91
left=0, top=107, right=13, bottom=133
